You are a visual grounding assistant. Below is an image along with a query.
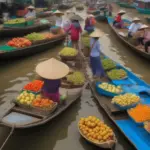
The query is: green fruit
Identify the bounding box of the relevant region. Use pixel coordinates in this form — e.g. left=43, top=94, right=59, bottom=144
left=102, top=59, right=116, bottom=70
left=59, top=47, right=78, bottom=56
left=25, top=32, right=45, bottom=41
left=5, top=18, right=25, bottom=24
left=107, top=69, right=127, bottom=80
left=67, top=71, right=85, bottom=85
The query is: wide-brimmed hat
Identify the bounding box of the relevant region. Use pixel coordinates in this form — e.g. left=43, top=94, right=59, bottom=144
left=53, top=10, right=64, bottom=15
left=88, top=14, right=94, bottom=18
left=28, top=6, right=35, bottom=9
left=118, top=10, right=126, bottom=14
left=139, top=24, right=149, bottom=30
left=36, top=58, right=69, bottom=79
left=70, top=14, right=83, bottom=21
left=132, top=17, right=140, bottom=22
left=89, top=30, right=104, bottom=38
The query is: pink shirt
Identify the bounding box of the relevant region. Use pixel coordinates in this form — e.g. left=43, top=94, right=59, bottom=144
left=144, top=31, right=150, bottom=43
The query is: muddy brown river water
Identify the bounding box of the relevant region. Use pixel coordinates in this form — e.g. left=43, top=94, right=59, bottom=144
left=0, top=3, right=150, bottom=150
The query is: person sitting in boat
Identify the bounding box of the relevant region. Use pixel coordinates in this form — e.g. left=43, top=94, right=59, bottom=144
left=128, top=17, right=141, bottom=38
left=36, top=58, right=69, bottom=103
left=137, top=24, right=150, bottom=53
left=89, top=30, right=106, bottom=79
left=25, top=6, right=36, bottom=18
left=84, top=14, right=96, bottom=33
left=113, top=10, right=126, bottom=29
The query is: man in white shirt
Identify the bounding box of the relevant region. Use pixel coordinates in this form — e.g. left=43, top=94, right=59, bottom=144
left=53, top=10, right=64, bottom=27
left=128, top=17, right=141, bottom=38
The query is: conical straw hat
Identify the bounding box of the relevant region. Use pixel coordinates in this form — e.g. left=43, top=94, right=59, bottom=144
left=89, top=30, right=104, bottom=38
left=118, top=10, right=126, bottom=14
left=28, top=5, right=35, bottom=9
left=139, top=24, right=149, bottom=30
left=53, top=10, right=64, bottom=15
left=132, top=17, right=140, bottom=21
left=36, top=58, right=69, bottom=79
left=70, top=14, right=83, bottom=21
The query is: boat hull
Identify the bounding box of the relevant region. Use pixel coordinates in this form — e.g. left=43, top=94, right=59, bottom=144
left=0, top=35, right=65, bottom=59
left=136, top=7, right=150, bottom=14
left=0, top=23, right=50, bottom=37
left=119, top=2, right=134, bottom=8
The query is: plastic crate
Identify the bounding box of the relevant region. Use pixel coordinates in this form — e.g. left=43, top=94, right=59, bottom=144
left=26, top=20, right=34, bottom=26
left=96, top=82, right=124, bottom=97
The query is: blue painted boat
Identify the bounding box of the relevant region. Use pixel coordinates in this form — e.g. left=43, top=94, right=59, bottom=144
left=107, top=17, right=150, bottom=60
left=90, top=52, right=150, bottom=149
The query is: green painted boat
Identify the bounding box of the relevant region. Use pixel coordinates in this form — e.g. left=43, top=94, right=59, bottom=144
left=119, top=2, right=134, bottom=8
left=136, top=7, right=150, bottom=14
left=91, top=10, right=100, bottom=16
left=95, top=15, right=107, bottom=22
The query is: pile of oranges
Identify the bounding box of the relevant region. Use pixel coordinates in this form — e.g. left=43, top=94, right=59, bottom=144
left=78, top=116, right=114, bottom=144
left=128, top=104, right=150, bottom=123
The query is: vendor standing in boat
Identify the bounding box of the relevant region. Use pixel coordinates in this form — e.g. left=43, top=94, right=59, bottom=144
left=25, top=6, right=36, bottom=18
left=36, top=58, right=69, bottom=103
left=89, top=30, right=106, bottom=78
left=113, top=10, right=126, bottom=29
left=128, top=17, right=141, bottom=38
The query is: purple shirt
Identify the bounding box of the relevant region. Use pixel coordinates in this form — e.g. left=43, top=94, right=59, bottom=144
left=42, top=79, right=61, bottom=93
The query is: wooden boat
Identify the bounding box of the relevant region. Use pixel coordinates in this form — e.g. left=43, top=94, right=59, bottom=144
left=0, top=34, right=66, bottom=59
left=0, top=87, right=84, bottom=129
left=58, top=3, right=73, bottom=9
left=95, top=15, right=107, bottom=22
left=36, top=11, right=52, bottom=18
left=88, top=54, right=150, bottom=150
left=118, top=2, right=134, bottom=8
left=107, top=17, right=150, bottom=60
left=136, top=7, right=150, bottom=14
left=0, top=23, right=51, bottom=37
left=91, top=10, right=100, bottom=16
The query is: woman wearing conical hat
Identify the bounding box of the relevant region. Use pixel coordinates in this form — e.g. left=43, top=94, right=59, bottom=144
left=89, top=30, right=106, bottom=78
left=25, top=5, right=36, bottom=18
left=36, top=58, right=69, bottom=103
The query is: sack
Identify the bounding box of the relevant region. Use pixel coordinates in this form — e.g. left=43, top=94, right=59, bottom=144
left=91, top=18, right=96, bottom=25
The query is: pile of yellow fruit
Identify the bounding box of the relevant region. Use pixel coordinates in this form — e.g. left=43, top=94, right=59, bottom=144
left=16, top=91, right=41, bottom=106
left=112, top=93, right=140, bottom=107
left=78, top=116, right=114, bottom=144
left=59, top=47, right=78, bottom=56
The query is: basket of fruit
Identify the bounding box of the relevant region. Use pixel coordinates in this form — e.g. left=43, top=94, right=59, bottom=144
left=96, top=82, right=124, bottom=97
left=144, top=121, right=150, bottom=134
left=111, top=93, right=140, bottom=110
left=127, top=104, right=150, bottom=125
left=32, top=98, right=57, bottom=115
left=59, top=47, right=78, bottom=61
left=15, top=91, right=41, bottom=109
left=23, top=80, right=44, bottom=94
left=61, top=71, right=85, bottom=88
left=102, top=59, right=116, bottom=71
left=78, top=116, right=117, bottom=148
left=107, top=69, right=128, bottom=80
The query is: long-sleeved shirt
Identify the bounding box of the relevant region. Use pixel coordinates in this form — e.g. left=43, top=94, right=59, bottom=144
left=90, top=38, right=101, bottom=57
left=128, top=23, right=141, bottom=33
left=115, top=14, right=121, bottom=22
left=55, top=16, right=63, bottom=27
left=25, top=10, right=36, bottom=18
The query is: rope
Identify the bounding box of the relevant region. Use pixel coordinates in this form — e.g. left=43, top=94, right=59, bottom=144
left=0, top=125, right=15, bottom=150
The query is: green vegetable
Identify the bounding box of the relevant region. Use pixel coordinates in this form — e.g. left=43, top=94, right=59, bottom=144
left=5, top=18, right=25, bottom=24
